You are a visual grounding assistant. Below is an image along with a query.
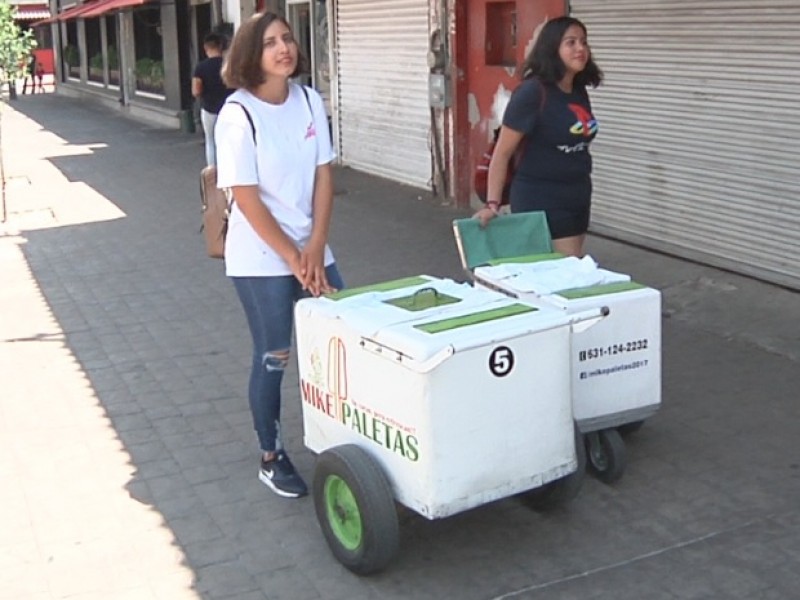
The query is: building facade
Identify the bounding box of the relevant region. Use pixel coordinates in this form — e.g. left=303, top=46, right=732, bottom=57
left=40, top=0, right=226, bottom=127
left=40, top=0, right=800, bottom=289
left=327, top=0, right=800, bottom=289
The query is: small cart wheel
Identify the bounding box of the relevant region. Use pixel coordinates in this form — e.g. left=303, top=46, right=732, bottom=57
left=618, top=420, right=645, bottom=436
left=520, top=423, right=586, bottom=511
left=313, top=445, right=399, bottom=575
left=586, top=428, right=627, bottom=484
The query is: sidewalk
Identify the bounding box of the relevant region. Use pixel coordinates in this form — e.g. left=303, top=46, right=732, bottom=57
left=1, top=94, right=799, bottom=600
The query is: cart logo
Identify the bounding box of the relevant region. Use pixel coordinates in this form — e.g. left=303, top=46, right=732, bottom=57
left=328, top=337, right=348, bottom=417
left=489, top=346, right=515, bottom=377
left=300, top=336, right=420, bottom=462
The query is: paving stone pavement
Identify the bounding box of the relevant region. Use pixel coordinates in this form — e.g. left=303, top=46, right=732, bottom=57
left=1, top=95, right=799, bottom=600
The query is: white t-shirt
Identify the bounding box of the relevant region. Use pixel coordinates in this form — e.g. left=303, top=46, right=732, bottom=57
left=215, top=84, right=336, bottom=276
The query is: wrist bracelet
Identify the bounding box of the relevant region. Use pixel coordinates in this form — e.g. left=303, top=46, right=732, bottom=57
left=486, top=201, right=500, bottom=213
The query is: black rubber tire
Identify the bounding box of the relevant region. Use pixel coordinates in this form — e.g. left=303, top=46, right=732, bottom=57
left=313, top=445, right=399, bottom=575
left=618, top=420, right=645, bottom=436
left=519, top=423, right=586, bottom=511
left=586, top=428, right=627, bottom=484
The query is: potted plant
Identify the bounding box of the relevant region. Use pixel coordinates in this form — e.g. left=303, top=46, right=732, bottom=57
left=134, top=57, right=152, bottom=89
left=107, top=45, right=119, bottom=83
left=63, top=44, right=80, bottom=77
left=135, top=57, right=164, bottom=95
left=89, top=53, right=103, bottom=80
left=149, top=59, right=164, bottom=94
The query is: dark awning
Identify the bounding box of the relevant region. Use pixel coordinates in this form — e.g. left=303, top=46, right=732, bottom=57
left=56, top=1, right=105, bottom=21
left=33, top=0, right=154, bottom=25
left=80, top=0, right=152, bottom=18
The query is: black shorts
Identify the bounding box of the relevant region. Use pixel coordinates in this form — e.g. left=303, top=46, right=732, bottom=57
left=509, top=177, right=591, bottom=239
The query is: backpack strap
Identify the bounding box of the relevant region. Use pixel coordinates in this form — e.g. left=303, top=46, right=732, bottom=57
left=299, top=85, right=314, bottom=125
left=218, top=100, right=256, bottom=213
left=227, top=100, right=256, bottom=144
left=300, top=85, right=311, bottom=110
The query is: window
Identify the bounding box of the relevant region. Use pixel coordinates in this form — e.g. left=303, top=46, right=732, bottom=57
left=86, top=18, right=103, bottom=83
left=63, top=21, right=80, bottom=79
left=133, top=7, right=164, bottom=96
left=106, top=15, right=120, bottom=86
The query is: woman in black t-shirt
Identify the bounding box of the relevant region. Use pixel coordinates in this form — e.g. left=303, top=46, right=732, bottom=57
left=475, top=17, right=603, bottom=257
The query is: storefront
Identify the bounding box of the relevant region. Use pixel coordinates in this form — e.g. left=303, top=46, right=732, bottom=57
left=570, top=2, right=800, bottom=289
left=38, top=0, right=800, bottom=290
left=44, top=0, right=433, bottom=186
left=331, top=0, right=431, bottom=188
left=44, top=0, right=215, bottom=128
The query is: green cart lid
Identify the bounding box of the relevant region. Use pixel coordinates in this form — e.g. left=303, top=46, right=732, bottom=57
left=415, top=303, right=537, bottom=334
left=383, top=287, right=462, bottom=312
left=555, top=281, right=646, bottom=300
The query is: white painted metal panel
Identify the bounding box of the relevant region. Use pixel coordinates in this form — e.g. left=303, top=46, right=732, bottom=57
left=296, top=277, right=576, bottom=518
left=335, top=0, right=431, bottom=188
left=571, top=1, right=800, bottom=289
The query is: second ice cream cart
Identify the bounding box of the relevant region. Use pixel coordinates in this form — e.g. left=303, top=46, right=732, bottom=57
left=453, top=213, right=662, bottom=484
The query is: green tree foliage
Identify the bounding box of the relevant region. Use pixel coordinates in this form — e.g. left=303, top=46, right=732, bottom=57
left=0, top=1, right=37, bottom=91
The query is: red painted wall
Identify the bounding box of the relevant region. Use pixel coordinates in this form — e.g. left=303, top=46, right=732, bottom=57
left=453, top=0, right=566, bottom=207
left=33, top=48, right=55, bottom=74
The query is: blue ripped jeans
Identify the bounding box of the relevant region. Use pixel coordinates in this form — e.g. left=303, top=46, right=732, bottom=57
left=232, top=264, right=344, bottom=453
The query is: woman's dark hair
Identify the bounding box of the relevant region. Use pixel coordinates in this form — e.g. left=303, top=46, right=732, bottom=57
left=520, top=16, right=603, bottom=88
left=222, top=12, right=308, bottom=90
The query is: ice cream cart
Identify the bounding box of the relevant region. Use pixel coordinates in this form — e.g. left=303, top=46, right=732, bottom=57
left=295, top=275, right=603, bottom=574
left=453, top=213, right=662, bottom=484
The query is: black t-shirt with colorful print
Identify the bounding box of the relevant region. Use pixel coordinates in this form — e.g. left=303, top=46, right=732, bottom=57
left=502, top=78, right=598, bottom=183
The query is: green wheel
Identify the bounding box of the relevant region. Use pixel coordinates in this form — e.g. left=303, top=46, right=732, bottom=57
left=519, top=423, right=586, bottom=511
left=313, top=445, right=399, bottom=575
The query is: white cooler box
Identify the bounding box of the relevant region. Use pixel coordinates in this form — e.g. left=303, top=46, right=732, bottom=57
left=295, top=275, right=583, bottom=519
left=473, top=259, right=662, bottom=432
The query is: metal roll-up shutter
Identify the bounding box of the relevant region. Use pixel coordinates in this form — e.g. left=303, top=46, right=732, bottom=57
left=335, top=0, right=431, bottom=188
left=570, top=1, right=800, bottom=290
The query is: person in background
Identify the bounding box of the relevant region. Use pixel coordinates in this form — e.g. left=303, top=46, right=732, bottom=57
left=192, top=33, right=232, bottom=166
left=475, top=16, right=603, bottom=258
left=22, top=53, right=36, bottom=94
left=215, top=12, right=342, bottom=498
left=36, top=62, right=45, bottom=93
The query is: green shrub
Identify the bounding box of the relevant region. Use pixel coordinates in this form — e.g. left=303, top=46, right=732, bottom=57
left=135, top=57, right=164, bottom=93
left=135, top=57, right=154, bottom=79
left=63, top=44, right=79, bottom=67
left=0, top=2, right=37, bottom=81
left=107, top=45, right=119, bottom=70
